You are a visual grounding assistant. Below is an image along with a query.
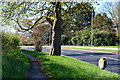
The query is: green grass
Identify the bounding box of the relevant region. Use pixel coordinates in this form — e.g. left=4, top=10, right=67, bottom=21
left=61, top=45, right=120, bottom=48
left=62, top=47, right=119, bottom=53
left=43, top=46, right=119, bottom=53
left=97, top=46, right=120, bottom=48
left=20, top=46, right=119, bottom=53
left=22, top=49, right=120, bottom=79
left=2, top=49, right=30, bottom=78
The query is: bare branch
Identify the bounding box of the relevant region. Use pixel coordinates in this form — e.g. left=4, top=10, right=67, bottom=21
left=13, top=15, right=55, bottom=32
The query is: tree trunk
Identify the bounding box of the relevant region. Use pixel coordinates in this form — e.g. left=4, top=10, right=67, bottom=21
left=34, top=41, right=42, bottom=52
left=50, top=2, right=62, bottom=56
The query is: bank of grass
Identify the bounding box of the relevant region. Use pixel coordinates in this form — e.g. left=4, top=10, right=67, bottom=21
left=43, top=46, right=119, bottom=53
left=20, top=46, right=119, bottom=53
left=20, top=45, right=120, bottom=48
left=22, top=49, right=119, bottom=79
left=97, top=46, right=120, bottom=48
left=2, top=49, right=30, bottom=78
left=62, top=47, right=120, bottom=53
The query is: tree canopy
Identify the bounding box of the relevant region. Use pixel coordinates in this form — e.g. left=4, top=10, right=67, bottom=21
left=93, top=13, right=114, bottom=31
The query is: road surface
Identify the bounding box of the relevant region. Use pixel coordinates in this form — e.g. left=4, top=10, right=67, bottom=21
left=42, top=48, right=120, bottom=74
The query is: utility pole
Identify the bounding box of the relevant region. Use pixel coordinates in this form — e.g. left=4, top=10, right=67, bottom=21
left=90, top=2, right=100, bottom=47
left=91, top=11, right=94, bottom=47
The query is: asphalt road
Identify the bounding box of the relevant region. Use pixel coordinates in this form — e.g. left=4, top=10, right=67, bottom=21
left=42, top=48, right=120, bottom=74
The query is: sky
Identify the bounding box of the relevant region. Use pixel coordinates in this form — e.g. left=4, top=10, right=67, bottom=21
left=93, top=1, right=119, bottom=18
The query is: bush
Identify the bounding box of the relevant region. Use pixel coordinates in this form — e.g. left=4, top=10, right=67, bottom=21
left=2, top=32, right=20, bottom=53
left=71, top=29, right=117, bottom=46
left=61, top=35, right=69, bottom=45
left=93, top=29, right=117, bottom=46
left=71, top=29, right=91, bottom=46
left=71, top=36, right=80, bottom=45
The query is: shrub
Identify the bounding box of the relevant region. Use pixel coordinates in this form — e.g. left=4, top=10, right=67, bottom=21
left=2, top=32, right=20, bottom=53
left=71, top=29, right=90, bottom=46
left=61, top=35, right=69, bottom=45
left=71, top=29, right=117, bottom=46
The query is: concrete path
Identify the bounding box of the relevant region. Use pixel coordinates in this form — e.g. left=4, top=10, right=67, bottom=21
left=21, top=52, right=47, bottom=79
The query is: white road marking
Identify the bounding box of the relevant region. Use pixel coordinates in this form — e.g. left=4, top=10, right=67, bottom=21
left=103, top=57, right=120, bottom=61
left=90, top=55, right=93, bottom=56
left=66, top=52, right=70, bottom=53
left=61, top=51, right=65, bottom=52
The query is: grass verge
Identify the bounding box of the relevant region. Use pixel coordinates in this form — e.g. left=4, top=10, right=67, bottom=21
left=20, top=46, right=119, bottom=53
left=22, top=49, right=120, bottom=79
left=62, top=47, right=119, bottom=53
left=2, top=49, right=30, bottom=78
left=43, top=46, right=119, bottom=53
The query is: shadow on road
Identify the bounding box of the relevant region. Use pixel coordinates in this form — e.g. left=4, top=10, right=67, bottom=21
left=65, top=53, right=114, bottom=57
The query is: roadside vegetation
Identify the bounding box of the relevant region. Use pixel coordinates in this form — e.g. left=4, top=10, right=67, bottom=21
left=42, top=46, right=120, bottom=53
left=2, top=32, right=30, bottom=78
left=61, top=46, right=120, bottom=53
left=20, top=45, right=119, bottom=53
left=2, top=49, right=30, bottom=78
left=22, top=49, right=120, bottom=79
left=2, top=32, right=19, bottom=53
left=70, top=29, right=118, bottom=46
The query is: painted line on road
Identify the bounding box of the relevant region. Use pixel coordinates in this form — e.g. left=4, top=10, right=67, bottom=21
left=65, top=52, right=71, bottom=53
left=103, top=57, right=120, bottom=61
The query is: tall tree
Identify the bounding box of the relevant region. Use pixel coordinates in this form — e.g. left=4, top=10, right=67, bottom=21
left=2, top=2, right=94, bottom=56
left=61, top=2, right=94, bottom=44
left=99, top=2, right=120, bottom=28
left=93, top=13, right=114, bottom=31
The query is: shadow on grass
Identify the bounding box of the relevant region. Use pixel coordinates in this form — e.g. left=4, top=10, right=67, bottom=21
left=43, top=62, right=96, bottom=79
left=42, top=57, right=118, bottom=79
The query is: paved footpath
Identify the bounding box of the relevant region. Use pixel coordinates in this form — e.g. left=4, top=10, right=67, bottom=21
left=21, top=52, right=47, bottom=79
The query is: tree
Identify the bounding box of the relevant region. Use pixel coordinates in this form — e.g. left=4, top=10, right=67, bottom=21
left=62, top=2, right=94, bottom=43
left=93, top=13, right=114, bottom=31
left=20, top=18, right=51, bottom=51
left=2, top=2, right=94, bottom=56
left=63, top=2, right=94, bottom=31
left=19, top=34, right=27, bottom=46
left=99, top=2, right=120, bottom=29
left=31, top=23, right=50, bottom=52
